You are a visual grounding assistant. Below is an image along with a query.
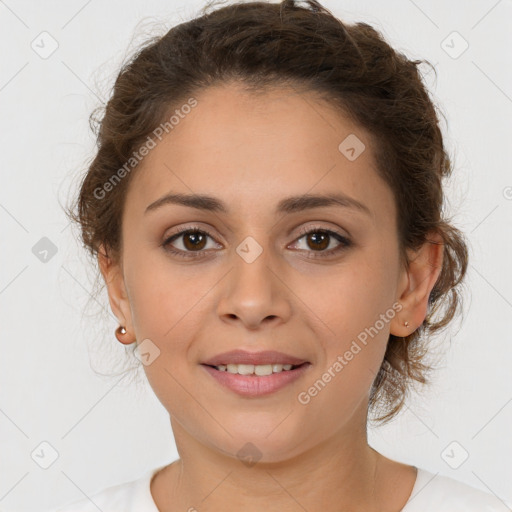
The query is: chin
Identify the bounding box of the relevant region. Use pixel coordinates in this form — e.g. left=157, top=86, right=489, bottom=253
left=206, top=415, right=317, bottom=464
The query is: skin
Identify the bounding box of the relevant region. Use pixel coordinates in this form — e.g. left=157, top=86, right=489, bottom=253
left=98, top=82, right=443, bottom=511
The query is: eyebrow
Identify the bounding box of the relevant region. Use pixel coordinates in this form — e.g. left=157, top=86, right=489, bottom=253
left=145, top=192, right=372, bottom=216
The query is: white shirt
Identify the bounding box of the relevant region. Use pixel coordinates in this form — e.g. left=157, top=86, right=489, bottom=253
left=54, top=465, right=512, bottom=511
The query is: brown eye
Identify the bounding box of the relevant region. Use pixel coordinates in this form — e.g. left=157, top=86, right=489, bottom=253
left=181, top=231, right=207, bottom=251
left=292, top=227, right=352, bottom=259
left=163, top=227, right=219, bottom=258
left=304, top=231, right=330, bottom=251
left=162, top=225, right=351, bottom=260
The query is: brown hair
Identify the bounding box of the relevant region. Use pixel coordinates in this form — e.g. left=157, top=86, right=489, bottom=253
left=67, top=0, right=469, bottom=425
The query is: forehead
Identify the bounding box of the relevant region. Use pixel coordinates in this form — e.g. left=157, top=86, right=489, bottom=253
left=125, top=83, right=394, bottom=224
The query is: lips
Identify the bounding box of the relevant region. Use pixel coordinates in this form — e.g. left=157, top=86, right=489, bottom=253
left=202, top=349, right=308, bottom=367
left=201, top=361, right=311, bottom=397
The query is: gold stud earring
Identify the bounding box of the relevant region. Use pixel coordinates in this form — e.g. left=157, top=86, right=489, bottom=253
left=115, top=325, right=128, bottom=343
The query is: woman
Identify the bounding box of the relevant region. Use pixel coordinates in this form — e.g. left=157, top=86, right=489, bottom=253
left=56, top=0, right=510, bottom=510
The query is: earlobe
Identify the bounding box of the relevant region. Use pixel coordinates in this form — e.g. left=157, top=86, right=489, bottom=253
left=391, top=232, right=444, bottom=337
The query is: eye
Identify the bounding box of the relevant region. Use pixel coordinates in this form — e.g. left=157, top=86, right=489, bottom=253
left=162, top=226, right=220, bottom=259
left=290, top=225, right=352, bottom=259
left=162, top=224, right=352, bottom=260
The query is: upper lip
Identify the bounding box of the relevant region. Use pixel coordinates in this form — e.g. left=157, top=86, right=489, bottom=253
left=202, top=350, right=308, bottom=366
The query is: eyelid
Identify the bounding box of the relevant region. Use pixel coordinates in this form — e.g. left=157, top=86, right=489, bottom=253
left=294, top=223, right=349, bottom=240
left=163, top=224, right=221, bottom=243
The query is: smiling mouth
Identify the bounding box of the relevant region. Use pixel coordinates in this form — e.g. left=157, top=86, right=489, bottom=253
left=203, top=362, right=310, bottom=376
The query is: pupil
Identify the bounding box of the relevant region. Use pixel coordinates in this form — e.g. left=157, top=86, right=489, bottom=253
left=184, top=232, right=206, bottom=250
left=308, top=232, right=328, bottom=250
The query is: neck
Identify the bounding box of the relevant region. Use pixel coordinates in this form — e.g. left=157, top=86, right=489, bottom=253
left=153, top=419, right=392, bottom=512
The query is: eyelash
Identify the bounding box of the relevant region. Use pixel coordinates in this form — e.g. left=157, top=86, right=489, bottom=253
left=162, top=225, right=352, bottom=260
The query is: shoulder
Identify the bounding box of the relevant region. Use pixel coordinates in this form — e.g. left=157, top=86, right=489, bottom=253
left=402, top=467, right=512, bottom=512
left=53, top=466, right=164, bottom=512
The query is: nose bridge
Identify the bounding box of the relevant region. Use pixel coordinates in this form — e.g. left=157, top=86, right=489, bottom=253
left=217, top=232, right=291, bottom=328
left=232, top=233, right=275, bottom=302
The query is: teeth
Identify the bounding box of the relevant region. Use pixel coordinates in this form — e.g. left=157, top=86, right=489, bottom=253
left=216, top=363, right=298, bottom=375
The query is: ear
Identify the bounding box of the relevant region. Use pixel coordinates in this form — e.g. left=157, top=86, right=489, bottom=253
left=98, top=244, right=136, bottom=344
left=390, top=231, right=444, bottom=337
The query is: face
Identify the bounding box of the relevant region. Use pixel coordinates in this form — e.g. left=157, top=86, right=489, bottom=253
left=100, top=83, right=434, bottom=463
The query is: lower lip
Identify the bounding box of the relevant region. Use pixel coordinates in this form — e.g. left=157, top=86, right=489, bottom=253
left=201, top=363, right=311, bottom=397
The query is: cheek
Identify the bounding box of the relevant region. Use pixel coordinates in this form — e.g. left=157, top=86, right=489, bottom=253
left=124, top=258, right=207, bottom=413
left=299, top=253, right=397, bottom=403
left=126, top=249, right=206, bottom=338
left=124, top=255, right=223, bottom=395
left=296, top=297, right=392, bottom=435
left=301, top=252, right=397, bottom=347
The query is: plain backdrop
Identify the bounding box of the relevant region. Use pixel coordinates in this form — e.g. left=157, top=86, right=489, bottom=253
left=1, top=0, right=511, bottom=510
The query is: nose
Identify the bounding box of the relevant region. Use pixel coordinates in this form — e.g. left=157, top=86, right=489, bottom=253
left=216, top=241, right=292, bottom=331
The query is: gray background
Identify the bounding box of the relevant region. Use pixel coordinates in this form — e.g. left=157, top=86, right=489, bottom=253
left=1, top=0, right=511, bottom=510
